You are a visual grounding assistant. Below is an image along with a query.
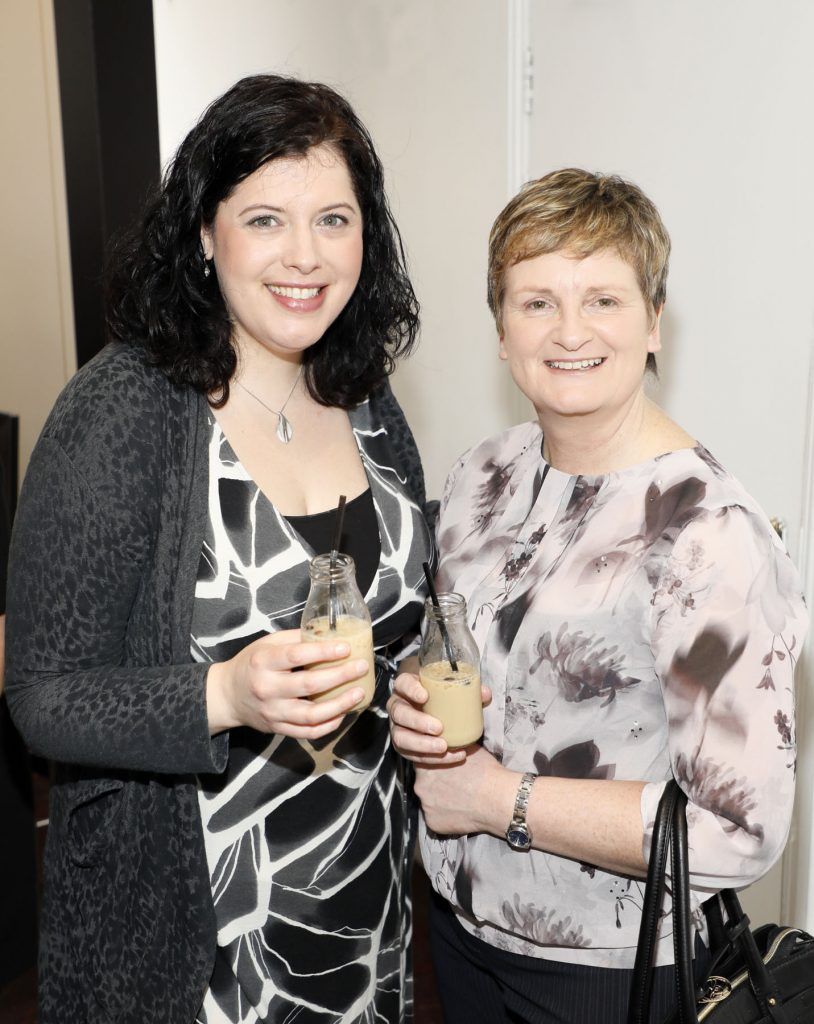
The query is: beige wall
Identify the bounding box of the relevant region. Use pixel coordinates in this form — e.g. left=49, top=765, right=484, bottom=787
left=0, top=0, right=75, bottom=479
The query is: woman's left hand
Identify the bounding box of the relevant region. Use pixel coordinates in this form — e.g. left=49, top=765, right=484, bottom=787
left=414, top=744, right=514, bottom=837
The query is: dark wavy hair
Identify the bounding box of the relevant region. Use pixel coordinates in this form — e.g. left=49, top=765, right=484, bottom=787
left=106, top=74, right=419, bottom=407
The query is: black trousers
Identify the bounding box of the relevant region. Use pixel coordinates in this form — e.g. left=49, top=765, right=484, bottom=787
left=429, top=891, right=709, bottom=1024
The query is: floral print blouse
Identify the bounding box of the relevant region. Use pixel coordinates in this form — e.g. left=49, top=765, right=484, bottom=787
left=418, top=422, right=807, bottom=968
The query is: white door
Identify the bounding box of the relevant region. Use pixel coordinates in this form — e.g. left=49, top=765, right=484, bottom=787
left=524, top=0, right=814, bottom=927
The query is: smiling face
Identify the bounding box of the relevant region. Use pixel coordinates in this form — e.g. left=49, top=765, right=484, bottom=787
left=500, top=249, right=661, bottom=426
left=200, top=143, right=364, bottom=363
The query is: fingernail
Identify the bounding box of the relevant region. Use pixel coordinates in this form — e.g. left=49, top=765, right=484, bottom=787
left=427, top=722, right=441, bottom=735
left=432, top=740, right=446, bottom=753
left=355, top=660, right=369, bottom=673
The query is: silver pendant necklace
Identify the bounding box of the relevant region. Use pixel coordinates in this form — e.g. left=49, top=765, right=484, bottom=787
left=236, top=365, right=304, bottom=444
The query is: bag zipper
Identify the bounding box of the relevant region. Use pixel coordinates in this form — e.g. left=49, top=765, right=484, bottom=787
left=696, top=928, right=801, bottom=1020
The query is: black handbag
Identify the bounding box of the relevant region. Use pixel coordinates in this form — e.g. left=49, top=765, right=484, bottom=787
left=627, top=780, right=814, bottom=1023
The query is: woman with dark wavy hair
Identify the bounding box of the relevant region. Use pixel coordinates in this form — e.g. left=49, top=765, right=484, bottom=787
left=6, top=74, right=432, bottom=1024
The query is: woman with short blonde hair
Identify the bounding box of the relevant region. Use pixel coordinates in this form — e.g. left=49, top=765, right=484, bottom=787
left=389, top=167, right=806, bottom=1023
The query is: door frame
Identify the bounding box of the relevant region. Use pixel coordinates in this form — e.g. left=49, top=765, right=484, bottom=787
left=784, top=362, right=814, bottom=929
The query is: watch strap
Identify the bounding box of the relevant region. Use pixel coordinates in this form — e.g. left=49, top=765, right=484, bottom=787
left=511, top=771, right=537, bottom=827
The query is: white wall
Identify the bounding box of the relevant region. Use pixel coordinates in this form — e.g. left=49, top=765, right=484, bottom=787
left=152, top=0, right=517, bottom=499
left=528, top=0, right=814, bottom=563
left=527, top=0, right=814, bottom=927
left=0, top=0, right=75, bottom=475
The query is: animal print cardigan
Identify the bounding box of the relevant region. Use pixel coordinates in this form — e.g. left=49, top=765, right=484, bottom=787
left=5, top=342, right=428, bottom=1024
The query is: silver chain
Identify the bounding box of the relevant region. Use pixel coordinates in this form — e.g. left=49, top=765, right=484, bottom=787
left=235, top=365, right=304, bottom=444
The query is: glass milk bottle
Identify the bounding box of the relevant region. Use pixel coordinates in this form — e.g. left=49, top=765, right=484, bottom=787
left=301, top=553, right=376, bottom=709
left=418, top=592, right=483, bottom=748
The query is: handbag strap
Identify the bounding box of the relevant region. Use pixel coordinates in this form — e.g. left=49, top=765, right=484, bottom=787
left=702, top=893, right=727, bottom=952
left=628, top=781, right=682, bottom=1024
left=715, top=889, right=790, bottom=1023
left=628, top=781, right=704, bottom=1024
left=668, top=784, right=790, bottom=1024
left=669, top=785, right=697, bottom=1021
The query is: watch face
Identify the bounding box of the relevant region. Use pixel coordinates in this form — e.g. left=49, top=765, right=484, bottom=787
left=506, top=826, right=531, bottom=850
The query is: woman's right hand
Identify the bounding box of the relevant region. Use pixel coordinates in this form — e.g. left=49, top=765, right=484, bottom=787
left=388, top=669, right=491, bottom=766
left=206, top=629, right=369, bottom=738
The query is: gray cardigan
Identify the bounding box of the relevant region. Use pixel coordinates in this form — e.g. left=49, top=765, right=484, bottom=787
left=5, top=343, right=428, bottom=1024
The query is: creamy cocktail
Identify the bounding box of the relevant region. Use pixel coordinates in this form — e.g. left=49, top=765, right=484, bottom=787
left=419, top=659, right=483, bottom=748
left=302, top=614, right=376, bottom=708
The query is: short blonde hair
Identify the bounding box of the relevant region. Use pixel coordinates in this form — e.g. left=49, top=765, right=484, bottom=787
left=488, top=169, right=671, bottom=366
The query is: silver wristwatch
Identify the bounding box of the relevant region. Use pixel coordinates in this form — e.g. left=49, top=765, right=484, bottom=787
left=505, top=772, right=536, bottom=851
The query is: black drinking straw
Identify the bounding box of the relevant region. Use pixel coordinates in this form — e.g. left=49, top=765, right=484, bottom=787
left=329, top=495, right=347, bottom=630
left=422, top=561, right=459, bottom=672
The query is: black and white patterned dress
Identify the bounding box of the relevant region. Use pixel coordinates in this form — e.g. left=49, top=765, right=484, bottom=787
left=191, top=398, right=432, bottom=1024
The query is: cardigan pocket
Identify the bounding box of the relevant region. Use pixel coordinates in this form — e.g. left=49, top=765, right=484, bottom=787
left=67, top=778, right=162, bottom=1020
left=66, top=776, right=126, bottom=867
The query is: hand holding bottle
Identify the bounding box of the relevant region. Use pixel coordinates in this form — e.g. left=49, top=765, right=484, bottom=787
left=206, top=629, right=369, bottom=738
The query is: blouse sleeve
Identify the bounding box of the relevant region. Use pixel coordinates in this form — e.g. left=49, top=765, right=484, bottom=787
left=641, top=504, right=807, bottom=891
